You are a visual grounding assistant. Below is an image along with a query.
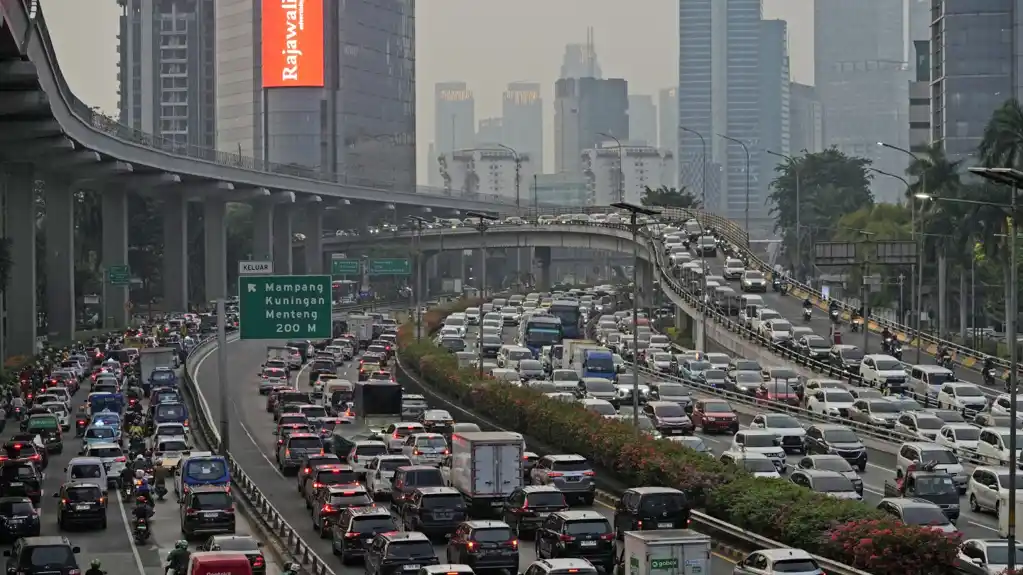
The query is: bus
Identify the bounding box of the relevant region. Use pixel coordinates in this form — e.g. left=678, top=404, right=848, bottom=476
left=549, top=300, right=583, bottom=339
left=519, top=316, right=564, bottom=356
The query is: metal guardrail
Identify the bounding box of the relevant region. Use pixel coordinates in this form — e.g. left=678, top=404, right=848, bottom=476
left=180, top=299, right=432, bottom=575
left=645, top=235, right=1004, bottom=468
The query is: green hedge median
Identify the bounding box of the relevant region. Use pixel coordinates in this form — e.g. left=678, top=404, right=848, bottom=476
left=397, top=301, right=961, bottom=575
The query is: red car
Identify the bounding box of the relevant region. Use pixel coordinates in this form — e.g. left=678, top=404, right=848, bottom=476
left=755, top=381, right=800, bottom=407
left=690, top=400, right=739, bottom=434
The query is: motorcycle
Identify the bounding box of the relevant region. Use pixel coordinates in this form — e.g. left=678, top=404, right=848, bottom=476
left=938, top=352, right=954, bottom=369
left=133, top=519, right=150, bottom=544
left=802, top=307, right=812, bottom=322
left=75, top=418, right=88, bottom=437
left=891, top=343, right=903, bottom=361
left=771, top=278, right=782, bottom=292
left=851, top=317, right=863, bottom=333
left=985, top=367, right=998, bottom=387
left=829, top=309, right=840, bottom=323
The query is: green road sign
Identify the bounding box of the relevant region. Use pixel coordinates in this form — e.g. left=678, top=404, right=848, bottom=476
left=650, top=559, right=679, bottom=570
left=331, top=258, right=360, bottom=276
left=369, top=258, right=410, bottom=275
left=106, top=265, right=131, bottom=286
left=238, top=274, right=332, bottom=340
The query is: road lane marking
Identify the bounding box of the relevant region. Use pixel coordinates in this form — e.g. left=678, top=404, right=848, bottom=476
left=116, top=491, right=148, bottom=575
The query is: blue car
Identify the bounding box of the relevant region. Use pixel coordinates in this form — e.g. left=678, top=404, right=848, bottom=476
left=152, top=401, right=188, bottom=428
left=80, top=425, right=120, bottom=452
left=148, top=367, right=178, bottom=387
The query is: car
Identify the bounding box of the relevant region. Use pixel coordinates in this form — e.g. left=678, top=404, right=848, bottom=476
left=529, top=455, right=596, bottom=505
left=729, top=430, right=787, bottom=472
left=828, top=345, right=864, bottom=375
left=518, top=558, right=599, bottom=575
left=690, top=399, right=739, bottom=434
left=966, top=466, right=1018, bottom=516
left=198, top=535, right=267, bottom=575
left=275, top=432, right=323, bottom=474
left=859, top=354, right=908, bottom=391
left=957, top=538, right=1023, bottom=575
left=718, top=451, right=780, bottom=479
left=802, top=424, right=867, bottom=471
left=2, top=536, right=81, bottom=575
left=0, top=497, right=39, bottom=540
left=533, top=511, right=614, bottom=573
left=312, top=485, right=374, bottom=535
left=748, top=413, right=806, bottom=454
left=975, top=427, right=1019, bottom=467
left=401, top=433, right=449, bottom=466
left=364, top=455, right=413, bottom=500
left=755, top=380, right=800, bottom=407
left=302, top=464, right=360, bottom=508
left=734, top=549, right=825, bottom=575
left=382, top=422, right=426, bottom=453
left=794, top=335, right=831, bottom=361
left=53, top=481, right=106, bottom=530
left=612, top=486, right=690, bottom=539
left=642, top=401, right=693, bottom=436
left=363, top=531, right=439, bottom=575
left=503, top=486, right=569, bottom=537
left=179, top=485, right=235, bottom=539
left=875, top=497, right=958, bottom=534
left=936, top=382, right=989, bottom=413
left=804, top=387, right=856, bottom=418
left=847, top=399, right=900, bottom=428
left=0, top=461, right=42, bottom=506
left=894, top=411, right=946, bottom=442
left=788, top=469, right=862, bottom=500
left=722, top=258, right=745, bottom=279
left=739, top=270, right=767, bottom=292
left=445, top=520, right=520, bottom=573
left=296, top=454, right=343, bottom=497
left=758, top=319, right=794, bottom=345
left=937, top=423, right=980, bottom=455
left=795, top=454, right=863, bottom=494
left=330, top=506, right=397, bottom=565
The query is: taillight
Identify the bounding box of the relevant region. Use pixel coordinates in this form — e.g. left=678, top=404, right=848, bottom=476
left=466, top=541, right=477, bottom=552
left=253, top=556, right=265, bottom=568
left=548, top=472, right=563, bottom=478
left=322, top=504, right=335, bottom=512
left=559, top=534, right=575, bottom=542
left=303, top=467, right=311, bottom=474
left=413, top=450, right=422, bottom=456
left=313, top=482, right=324, bottom=488
left=115, top=457, right=126, bottom=462
left=345, top=532, right=361, bottom=539
left=186, top=507, right=198, bottom=516
left=599, top=533, right=614, bottom=541
left=583, top=471, right=596, bottom=477
left=509, top=539, right=519, bottom=549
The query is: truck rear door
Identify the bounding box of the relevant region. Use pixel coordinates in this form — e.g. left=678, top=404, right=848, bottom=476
left=495, top=443, right=522, bottom=498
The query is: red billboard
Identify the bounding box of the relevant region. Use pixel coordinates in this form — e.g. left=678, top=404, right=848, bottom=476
left=262, top=0, right=324, bottom=88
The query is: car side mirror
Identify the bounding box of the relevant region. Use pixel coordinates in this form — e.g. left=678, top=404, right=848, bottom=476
left=72, top=547, right=80, bottom=554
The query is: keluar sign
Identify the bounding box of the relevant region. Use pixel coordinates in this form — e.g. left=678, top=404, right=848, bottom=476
left=261, top=0, right=324, bottom=88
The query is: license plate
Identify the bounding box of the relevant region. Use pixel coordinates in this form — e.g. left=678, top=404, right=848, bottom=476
left=535, top=512, right=550, bottom=518
left=657, top=522, right=673, bottom=528
left=203, top=512, right=220, bottom=517
left=75, top=505, right=89, bottom=511
left=8, top=519, right=21, bottom=525
left=670, top=429, right=683, bottom=434
left=565, top=476, right=581, bottom=482
left=8, top=482, right=22, bottom=487
left=490, top=501, right=503, bottom=507
left=580, top=541, right=597, bottom=547
left=403, top=565, right=420, bottom=570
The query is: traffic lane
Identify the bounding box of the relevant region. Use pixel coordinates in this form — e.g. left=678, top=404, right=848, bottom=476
left=13, top=383, right=163, bottom=575
left=751, top=285, right=995, bottom=390
left=194, top=338, right=648, bottom=575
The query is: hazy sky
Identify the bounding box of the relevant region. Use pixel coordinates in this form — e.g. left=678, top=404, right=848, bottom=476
left=43, top=0, right=814, bottom=183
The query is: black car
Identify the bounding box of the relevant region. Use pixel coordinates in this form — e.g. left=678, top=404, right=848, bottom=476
left=179, top=485, right=236, bottom=539
left=331, top=506, right=397, bottom=565
left=503, top=486, right=569, bottom=537
left=1, top=440, right=46, bottom=470
left=613, top=487, right=690, bottom=538
left=795, top=335, right=831, bottom=361
left=309, top=358, right=337, bottom=384
left=828, top=345, right=864, bottom=374
left=297, top=454, right=343, bottom=497
left=534, top=511, right=615, bottom=573
left=53, top=481, right=107, bottom=529
left=400, top=487, right=467, bottom=538
left=0, top=462, right=42, bottom=505
left=445, top=520, right=520, bottom=573
left=313, top=485, right=374, bottom=536
left=3, top=536, right=80, bottom=575
left=391, top=466, right=446, bottom=514
left=304, top=464, right=361, bottom=508
left=802, top=424, right=868, bottom=472
left=0, top=497, right=40, bottom=540
left=364, top=531, right=439, bottom=575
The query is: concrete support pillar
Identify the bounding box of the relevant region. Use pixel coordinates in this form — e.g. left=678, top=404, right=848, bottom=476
left=4, top=164, right=37, bottom=357
left=102, top=188, right=129, bottom=329
left=303, top=205, right=324, bottom=275
left=534, top=246, right=552, bottom=292
left=251, top=201, right=273, bottom=262
left=637, top=261, right=654, bottom=308
left=203, top=199, right=227, bottom=302
left=272, top=205, right=293, bottom=275
left=162, top=193, right=189, bottom=312
left=44, top=180, right=76, bottom=342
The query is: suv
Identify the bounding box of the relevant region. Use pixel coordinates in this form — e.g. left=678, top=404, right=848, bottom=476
left=400, top=486, right=467, bottom=538
left=0, top=461, right=43, bottom=505
left=613, top=487, right=690, bottom=538
left=303, top=464, right=360, bottom=508
left=534, top=511, right=615, bottom=573
left=0, top=497, right=39, bottom=540
left=296, top=454, right=342, bottom=496
left=179, top=485, right=235, bottom=538
left=331, top=506, right=397, bottom=565
left=802, top=424, right=867, bottom=472
left=2, top=536, right=81, bottom=575
left=521, top=559, right=599, bottom=575
left=503, top=486, right=569, bottom=537
left=53, top=481, right=106, bottom=530
left=313, top=485, right=373, bottom=536
left=275, top=432, right=323, bottom=474
left=445, top=520, right=520, bottom=573
left=529, top=455, right=596, bottom=505
left=364, top=531, right=439, bottom=575
left=391, top=466, right=445, bottom=513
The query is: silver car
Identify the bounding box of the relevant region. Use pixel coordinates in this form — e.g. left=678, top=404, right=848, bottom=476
left=529, top=454, right=596, bottom=505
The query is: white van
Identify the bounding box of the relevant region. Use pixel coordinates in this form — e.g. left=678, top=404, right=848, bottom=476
left=65, top=457, right=109, bottom=491
left=491, top=368, right=521, bottom=383
left=496, top=345, right=532, bottom=370
left=908, top=364, right=956, bottom=400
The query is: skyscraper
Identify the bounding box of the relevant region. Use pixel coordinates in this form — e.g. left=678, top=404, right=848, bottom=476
left=559, top=28, right=602, bottom=79
left=759, top=20, right=790, bottom=191
left=502, top=82, right=543, bottom=172
left=214, top=0, right=415, bottom=188
left=658, top=87, right=678, bottom=156
left=628, top=95, right=658, bottom=147
left=678, top=0, right=763, bottom=221
left=118, top=0, right=216, bottom=150
left=435, top=82, right=476, bottom=154
left=931, top=0, right=1018, bottom=160
left=815, top=0, right=908, bottom=203
left=554, top=78, right=629, bottom=174
left=790, top=83, right=823, bottom=154
left=476, top=118, right=504, bottom=146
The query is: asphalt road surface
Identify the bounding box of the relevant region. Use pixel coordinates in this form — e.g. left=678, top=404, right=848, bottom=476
left=192, top=333, right=737, bottom=575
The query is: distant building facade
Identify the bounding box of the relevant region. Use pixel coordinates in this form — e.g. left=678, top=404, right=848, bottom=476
left=445, top=149, right=536, bottom=203
left=789, top=83, right=823, bottom=154
left=435, top=82, right=476, bottom=155
left=582, top=143, right=676, bottom=205
left=502, top=82, right=543, bottom=172
left=554, top=77, right=629, bottom=174
left=628, top=95, right=658, bottom=147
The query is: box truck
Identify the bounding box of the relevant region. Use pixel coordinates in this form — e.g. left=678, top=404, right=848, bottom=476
left=621, top=530, right=712, bottom=575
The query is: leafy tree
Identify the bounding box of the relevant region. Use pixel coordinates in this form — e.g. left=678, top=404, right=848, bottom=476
left=640, top=186, right=701, bottom=209
left=830, top=203, right=912, bottom=308
left=768, top=148, right=874, bottom=278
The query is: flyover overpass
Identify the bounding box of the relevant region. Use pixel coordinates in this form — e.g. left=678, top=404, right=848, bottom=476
left=0, top=0, right=519, bottom=357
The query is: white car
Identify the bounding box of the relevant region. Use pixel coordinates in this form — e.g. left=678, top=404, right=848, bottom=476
left=647, top=335, right=671, bottom=351
left=937, top=423, right=980, bottom=455
left=464, top=307, right=482, bottom=325
left=966, top=465, right=1014, bottom=515
left=896, top=442, right=967, bottom=492
left=364, top=455, right=413, bottom=498
left=990, top=393, right=1023, bottom=417
left=936, top=382, right=989, bottom=413
left=729, top=430, right=787, bottom=472
left=704, top=353, right=730, bottom=371
left=41, top=402, right=70, bottom=431
left=805, top=388, right=856, bottom=418
left=748, top=413, right=806, bottom=454
left=976, top=426, right=1020, bottom=467
left=47, top=387, right=73, bottom=410
left=719, top=450, right=780, bottom=479
left=740, top=270, right=768, bottom=292
left=758, top=319, right=793, bottom=344
left=858, top=354, right=908, bottom=389
left=401, top=433, right=449, bottom=466
left=750, top=308, right=782, bottom=334
left=153, top=422, right=188, bottom=439
left=442, top=314, right=468, bottom=338
left=722, top=258, right=745, bottom=280
left=382, top=422, right=425, bottom=452
left=893, top=411, right=945, bottom=442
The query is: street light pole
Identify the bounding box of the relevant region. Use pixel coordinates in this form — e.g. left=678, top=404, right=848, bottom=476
left=599, top=133, right=625, bottom=203
left=407, top=216, right=427, bottom=342
left=612, top=201, right=661, bottom=429
left=496, top=144, right=522, bottom=210
left=927, top=166, right=1023, bottom=572
left=718, top=134, right=751, bottom=232
left=768, top=150, right=802, bottom=278
left=680, top=127, right=707, bottom=208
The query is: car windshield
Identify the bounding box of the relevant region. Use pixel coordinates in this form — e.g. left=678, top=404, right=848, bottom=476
left=840, top=349, right=864, bottom=360
left=386, top=541, right=435, bottom=558
left=416, top=437, right=447, bottom=448
left=813, top=476, right=855, bottom=493
left=288, top=437, right=323, bottom=450
left=509, top=350, right=532, bottom=360
left=824, top=391, right=855, bottom=403
left=445, top=317, right=465, bottom=327
left=184, top=458, right=228, bottom=481
left=811, top=457, right=853, bottom=472
left=156, top=404, right=185, bottom=419
left=734, top=360, right=760, bottom=371
left=88, top=446, right=123, bottom=458
left=704, top=369, right=727, bottom=381
left=764, top=414, right=800, bottom=428
left=355, top=444, right=388, bottom=457
left=689, top=361, right=711, bottom=371
left=473, top=527, right=514, bottom=542
left=772, top=560, right=822, bottom=573
left=565, top=520, right=612, bottom=535
left=769, top=369, right=797, bottom=380
left=742, top=434, right=777, bottom=448
left=584, top=380, right=615, bottom=393
left=653, top=353, right=673, bottom=362
left=653, top=404, right=686, bottom=417
left=875, top=359, right=903, bottom=370
left=867, top=401, right=900, bottom=413
left=66, top=486, right=103, bottom=502
left=21, top=546, right=76, bottom=570
left=704, top=402, right=731, bottom=413
left=915, top=416, right=944, bottom=430
left=638, top=493, right=687, bottom=513
left=193, top=492, right=232, bottom=509
left=745, top=271, right=764, bottom=279
left=0, top=465, right=35, bottom=480
left=481, top=336, right=502, bottom=345
left=735, top=372, right=761, bottom=383
left=301, top=407, right=328, bottom=418
left=822, top=429, right=860, bottom=443
left=69, top=464, right=103, bottom=480
left=742, top=458, right=777, bottom=473
left=587, top=403, right=616, bottom=416
left=763, top=382, right=796, bottom=393
left=519, top=360, right=542, bottom=371
left=984, top=545, right=1023, bottom=565
left=351, top=516, right=396, bottom=533
left=212, top=537, right=259, bottom=551
left=902, top=505, right=951, bottom=525
left=674, top=437, right=708, bottom=452
left=955, top=385, right=984, bottom=397
left=377, top=458, right=411, bottom=472
left=657, top=384, right=687, bottom=396
left=913, top=476, right=957, bottom=495
left=0, top=500, right=34, bottom=515
left=552, top=371, right=578, bottom=382
left=157, top=440, right=189, bottom=452
left=771, top=321, right=792, bottom=332
left=806, top=336, right=828, bottom=347
left=85, top=427, right=115, bottom=439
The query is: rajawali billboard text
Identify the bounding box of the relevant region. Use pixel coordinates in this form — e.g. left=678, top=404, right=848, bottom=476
left=262, top=0, right=324, bottom=88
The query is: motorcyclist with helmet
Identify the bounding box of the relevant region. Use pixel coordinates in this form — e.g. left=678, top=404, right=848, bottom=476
left=166, top=540, right=190, bottom=575
left=85, top=559, right=105, bottom=575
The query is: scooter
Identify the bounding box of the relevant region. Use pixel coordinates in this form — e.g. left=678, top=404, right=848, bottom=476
left=984, top=367, right=998, bottom=387
left=891, top=343, right=903, bottom=361
left=851, top=317, right=863, bottom=333
left=133, top=519, right=150, bottom=544
left=802, top=307, right=812, bottom=322
left=829, top=309, right=840, bottom=323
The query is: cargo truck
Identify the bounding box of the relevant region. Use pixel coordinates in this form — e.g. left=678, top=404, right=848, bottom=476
left=448, top=431, right=524, bottom=515
left=562, top=339, right=599, bottom=369
left=139, top=348, right=178, bottom=385
left=619, top=530, right=712, bottom=575
left=347, top=314, right=375, bottom=349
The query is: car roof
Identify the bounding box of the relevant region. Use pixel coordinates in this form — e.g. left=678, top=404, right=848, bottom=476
left=758, top=548, right=814, bottom=561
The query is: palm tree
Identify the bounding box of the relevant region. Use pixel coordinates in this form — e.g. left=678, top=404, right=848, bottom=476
left=906, top=144, right=963, bottom=336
